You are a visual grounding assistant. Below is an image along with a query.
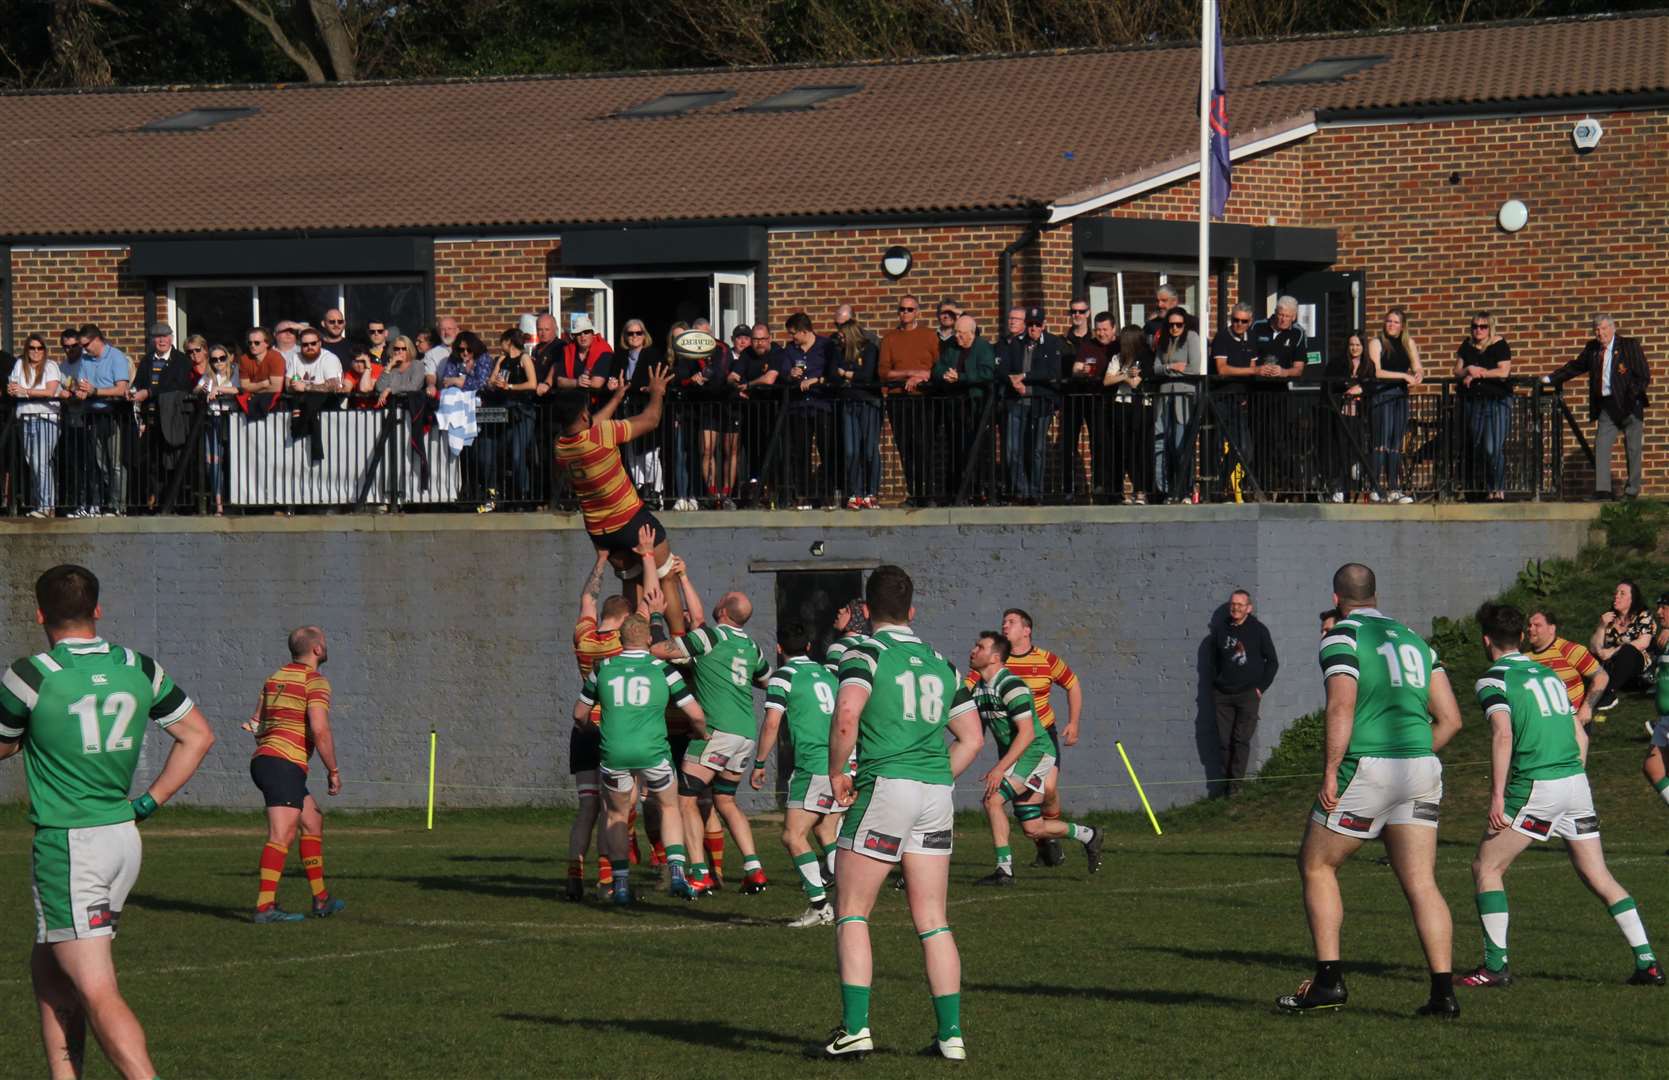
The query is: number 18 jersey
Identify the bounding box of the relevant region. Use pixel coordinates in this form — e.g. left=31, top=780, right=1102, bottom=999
left=1319, top=609, right=1441, bottom=760
left=0, top=637, right=193, bottom=829
left=837, top=627, right=973, bottom=786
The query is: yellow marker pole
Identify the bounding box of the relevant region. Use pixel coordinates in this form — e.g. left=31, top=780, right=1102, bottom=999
left=1116, top=740, right=1162, bottom=836
left=426, top=728, right=437, bottom=830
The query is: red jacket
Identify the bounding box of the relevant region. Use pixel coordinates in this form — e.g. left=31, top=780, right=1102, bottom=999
left=562, top=336, right=614, bottom=381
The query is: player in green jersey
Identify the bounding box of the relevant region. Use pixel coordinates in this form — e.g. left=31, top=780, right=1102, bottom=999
left=965, top=632, right=1103, bottom=886
left=1278, top=563, right=1465, bottom=1019
left=823, top=599, right=869, bottom=674
left=1457, top=602, right=1664, bottom=988
left=653, top=580, right=772, bottom=895
left=0, top=565, right=215, bottom=1080
left=824, top=566, right=984, bottom=1062
left=576, top=613, right=707, bottom=904
left=751, top=621, right=844, bottom=926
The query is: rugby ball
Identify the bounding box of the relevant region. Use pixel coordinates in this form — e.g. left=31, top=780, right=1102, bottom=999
left=671, top=329, right=718, bottom=361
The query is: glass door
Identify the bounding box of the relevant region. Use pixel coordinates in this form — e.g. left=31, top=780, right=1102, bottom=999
left=550, top=276, right=612, bottom=339
left=711, top=272, right=754, bottom=340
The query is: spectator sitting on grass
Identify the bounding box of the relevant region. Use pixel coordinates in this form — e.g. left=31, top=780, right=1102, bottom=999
left=1591, top=580, right=1655, bottom=713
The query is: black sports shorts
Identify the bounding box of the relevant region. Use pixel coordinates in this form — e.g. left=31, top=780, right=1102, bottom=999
left=570, top=724, right=602, bottom=774
left=250, top=755, right=310, bottom=809
left=591, top=506, right=667, bottom=558
left=1047, top=726, right=1061, bottom=757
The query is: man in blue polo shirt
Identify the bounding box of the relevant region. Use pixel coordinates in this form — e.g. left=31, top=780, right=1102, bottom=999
left=71, top=323, right=131, bottom=517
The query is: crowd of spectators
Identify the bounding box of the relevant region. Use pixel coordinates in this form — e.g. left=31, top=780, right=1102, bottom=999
left=0, top=294, right=1640, bottom=516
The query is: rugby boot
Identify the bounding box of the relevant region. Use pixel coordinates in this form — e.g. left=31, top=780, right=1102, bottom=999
left=253, top=907, right=305, bottom=924
left=564, top=876, right=584, bottom=902
left=1414, top=994, right=1460, bottom=1019
left=741, top=869, right=769, bottom=895
left=1455, top=965, right=1511, bottom=988
left=972, top=869, right=1014, bottom=887
left=823, top=1027, right=872, bottom=1059
left=1275, top=977, right=1347, bottom=1014
left=310, top=896, right=346, bottom=918
left=1083, top=828, right=1105, bottom=873
left=788, top=903, right=835, bottom=928
left=1627, top=962, right=1666, bottom=986
left=922, top=1036, right=966, bottom=1061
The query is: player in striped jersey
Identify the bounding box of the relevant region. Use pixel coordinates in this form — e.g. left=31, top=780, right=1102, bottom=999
left=1, top=566, right=215, bottom=1080
left=1278, top=564, right=1464, bottom=1018
left=553, top=363, right=688, bottom=629
left=1458, top=603, right=1663, bottom=988
left=965, top=632, right=1102, bottom=886
left=568, top=548, right=631, bottom=901
left=999, top=608, right=1082, bottom=867
left=752, top=621, right=844, bottom=926
left=244, top=626, right=346, bottom=922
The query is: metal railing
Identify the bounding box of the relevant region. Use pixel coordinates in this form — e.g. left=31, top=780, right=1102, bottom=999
left=0, top=378, right=1587, bottom=517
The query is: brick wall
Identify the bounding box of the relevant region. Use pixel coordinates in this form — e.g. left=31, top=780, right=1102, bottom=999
left=9, top=247, right=148, bottom=358
left=433, top=237, right=564, bottom=332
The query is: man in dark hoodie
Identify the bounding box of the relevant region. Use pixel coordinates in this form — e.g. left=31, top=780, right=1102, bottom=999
left=1211, top=589, right=1280, bottom=795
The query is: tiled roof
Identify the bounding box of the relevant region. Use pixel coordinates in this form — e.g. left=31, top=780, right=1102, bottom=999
left=0, top=12, right=1663, bottom=239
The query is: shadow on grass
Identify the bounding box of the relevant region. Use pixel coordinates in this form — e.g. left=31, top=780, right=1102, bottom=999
left=967, top=982, right=1245, bottom=1008
left=444, top=854, right=556, bottom=865
left=500, top=1014, right=806, bottom=1056
left=1129, top=944, right=1424, bottom=978
left=358, top=872, right=560, bottom=901
left=127, top=892, right=247, bottom=923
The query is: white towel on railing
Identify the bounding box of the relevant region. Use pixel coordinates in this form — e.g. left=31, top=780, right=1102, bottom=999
left=436, top=388, right=479, bottom=456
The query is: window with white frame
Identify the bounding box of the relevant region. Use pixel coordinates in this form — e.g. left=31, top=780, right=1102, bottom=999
left=169, top=278, right=425, bottom=353
left=1082, top=262, right=1206, bottom=329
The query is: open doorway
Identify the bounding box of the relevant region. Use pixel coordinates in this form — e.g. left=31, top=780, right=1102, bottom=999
left=611, top=276, right=710, bottom=344
left=774, top=569, right=865, bottom=664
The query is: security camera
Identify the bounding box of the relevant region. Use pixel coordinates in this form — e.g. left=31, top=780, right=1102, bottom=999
left=810, top=541, right=825, bottom=557
left=1571, top=118, right=1602, bottom=153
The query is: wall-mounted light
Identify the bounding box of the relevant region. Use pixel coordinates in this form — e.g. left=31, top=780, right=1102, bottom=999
left=881, top=245, right=912, bottom=279
left=1497, top=199, right=1529, bottom=234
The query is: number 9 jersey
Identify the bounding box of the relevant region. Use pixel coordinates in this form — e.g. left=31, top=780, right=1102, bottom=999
left=837, top=628, right=974, bottom=786
left=0, top=638, right=194, bottom=829
left=1319, top=608, right=1442, bottom=760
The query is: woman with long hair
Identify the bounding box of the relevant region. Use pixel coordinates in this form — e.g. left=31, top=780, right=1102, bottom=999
left=1107, top=324, right=1151, bottom=504
left=1366, top=307, right=1422, bottom=503
left=1152, top=310, right=1201, bottom=503
left=1455, top=309, right=1512, bottom=501
left=1591, top=580, right=1656, bottom=712
left=6, top=333, right=63, bottom=517
left=834, top=317, right=880, bottom=508
left=197, top=342, right=239, bottom=515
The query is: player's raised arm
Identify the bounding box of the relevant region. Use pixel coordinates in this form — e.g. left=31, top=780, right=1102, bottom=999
left=577, top=549, right=610, bottom=627
left=138, top=706, right=216, bottom=811
left=622, top=363, right=673, bottom=441
left=1426, top=668, right=1463, bottom=752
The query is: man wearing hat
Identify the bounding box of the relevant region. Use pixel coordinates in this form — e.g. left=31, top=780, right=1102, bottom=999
left=131, top=323, right=195, bottom=508
left=562, top=316, right=616, bottom=408
left=997, top=306, right=1068, bottom=502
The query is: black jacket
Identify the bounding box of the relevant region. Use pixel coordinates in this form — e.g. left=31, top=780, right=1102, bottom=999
left=1549, top=335, right=1650, bottom=421
left=997, top=331, right=1069, bottom=393
left=1210, top=615, right=1279, bottom=694
left=133, top=348, right=195, bottom=397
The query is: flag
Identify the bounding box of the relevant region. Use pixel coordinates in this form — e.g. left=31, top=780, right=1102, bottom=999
left=1207, top=5, right=1231, bottom=218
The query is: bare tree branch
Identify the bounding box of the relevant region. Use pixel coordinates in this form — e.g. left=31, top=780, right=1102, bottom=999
left=225, top=0, right=328, bottom=82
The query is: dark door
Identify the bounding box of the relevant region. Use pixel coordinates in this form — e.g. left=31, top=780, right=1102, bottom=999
left=1281, top=270, right=1364, bottom=376
left=610, top=276, right=710, bottom=345
left=775, top=569, right=865, bottom=664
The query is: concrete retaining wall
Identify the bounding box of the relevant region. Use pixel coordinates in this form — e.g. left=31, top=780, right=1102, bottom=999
left=0, top=503, right=1598, bottom=813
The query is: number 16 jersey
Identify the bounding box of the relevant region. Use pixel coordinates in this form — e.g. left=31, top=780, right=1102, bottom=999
left=1318, top=608, right=1441, bottom=761
left=837, top=627, right=973, bottom=787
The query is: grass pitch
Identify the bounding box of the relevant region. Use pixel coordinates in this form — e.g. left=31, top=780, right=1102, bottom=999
left=5, top=707, right=1669, bottom=1080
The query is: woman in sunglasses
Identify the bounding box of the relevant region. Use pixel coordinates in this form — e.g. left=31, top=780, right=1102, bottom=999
left=1153, top=309, right=1202, bottom=503
left=1455, top=310, right=1512, bottom=501
left=196, top=344, right=239, bottom=515
left=1366, top=307, right=1423, bottom=503
left=7, top=334, right=64, bottom=517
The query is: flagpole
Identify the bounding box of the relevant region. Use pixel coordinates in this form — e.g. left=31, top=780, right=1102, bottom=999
left=1198, top=0, right=1213, bottom=343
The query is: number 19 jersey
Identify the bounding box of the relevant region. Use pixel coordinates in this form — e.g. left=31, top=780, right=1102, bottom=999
left=837, top=627, right=973, bottom=786
left=0, top=638, right=194, bottom=829
left=1319, top=608, right=1441, bottom=760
